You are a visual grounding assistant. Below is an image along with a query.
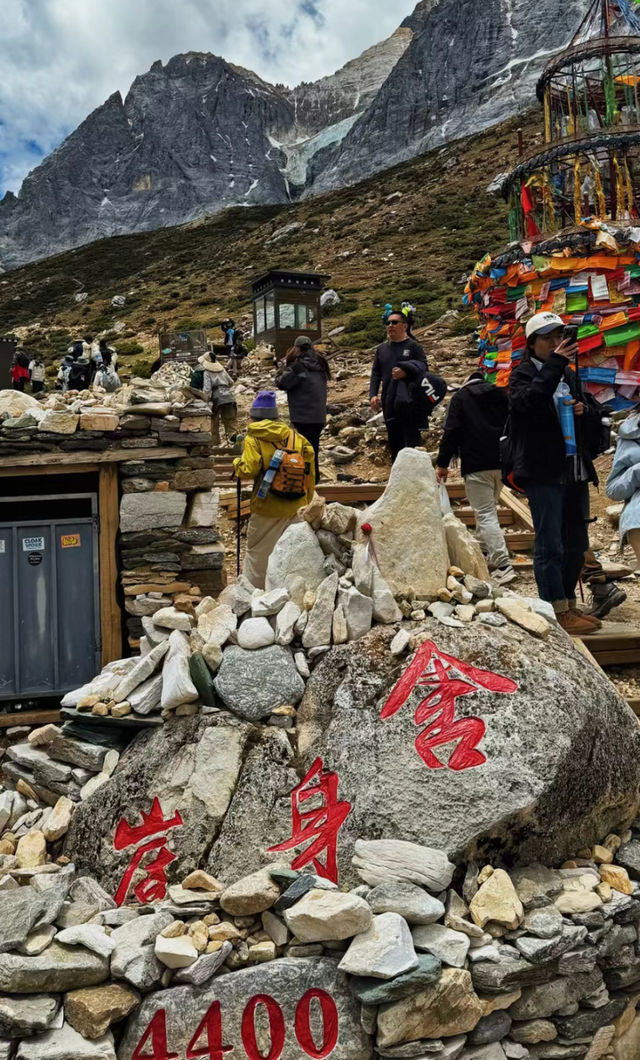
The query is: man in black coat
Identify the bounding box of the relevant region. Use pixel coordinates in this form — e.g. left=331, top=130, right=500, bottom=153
left=369, top=311, right=431, bottom=460
left=436, top=372, right=514, bottom=584
left=509, top=311, right=603, bottom=635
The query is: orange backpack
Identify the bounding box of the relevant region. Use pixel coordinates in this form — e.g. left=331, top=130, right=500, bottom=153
left=270, top=430, right=309, bottom=499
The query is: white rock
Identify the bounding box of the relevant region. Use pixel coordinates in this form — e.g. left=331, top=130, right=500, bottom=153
left=390, top=629, right=411, bottom=655
left=154, top=934, right=198, bottom=968
left=332, top=605, right=348, bottom=644
left=217, top=576, right=254, bottom=617
left=351, top=544, right=374, bottom=596
left=56, top=924, right=115, bottom=958
left=367, top=881, right=445, bottom=925
left=321, top=503, right=357, bottom=535
left=412, top=923, right=471, bottom=967
left=42, top=797, right=73, bottom=841
left=161, top=630, right=199, bottom=710
left=261, top=911, right=289, bottom=947
left=339, top=586, right=373, bottom=641
left=275, top=601, right=302, bottom=645
left=338, top=912, right=418, bottom=979
left=443, top=513, right=490, bottom=580
left=80, top=774, right=109, bottom=801
left=128, top=675, right=163, bottom=716
left=152, top=607, right=192, bottom=632
left=197, top=604, right=237, bottom=647
left=302, top=573, right=339, bottom=649
left=352, top=839, right=455, bottom=892
left=284, top=889, right=372, bottom=942
left=112, top=641, right=168, bottom=702
left=251, top=588, right=289, bottom=617
left=371, top=568, right=403, bottom=623
left=266, top=522, right=327, bottom=593
left=356, top=449, right=449, bottom=597
left=294, top=652, right=310, bottom=678
left=186, top=489, right=220, bottom=528
left=19, top=924, right=56, bottom=955
left=237, top=617, right=276, bottom=650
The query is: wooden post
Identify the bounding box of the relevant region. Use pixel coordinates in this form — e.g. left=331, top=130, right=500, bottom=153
left=98, top=463, right=122, bottom=665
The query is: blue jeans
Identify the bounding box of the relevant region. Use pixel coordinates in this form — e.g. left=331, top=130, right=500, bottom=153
left=524, top=481, right=590, bottom=611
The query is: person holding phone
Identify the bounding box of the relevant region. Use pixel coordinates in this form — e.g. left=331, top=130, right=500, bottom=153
left=508, top=312, right=604, bottom=634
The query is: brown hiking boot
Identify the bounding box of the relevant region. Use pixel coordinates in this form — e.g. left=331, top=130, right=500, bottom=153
left=557, top=611, right=601, bottom=635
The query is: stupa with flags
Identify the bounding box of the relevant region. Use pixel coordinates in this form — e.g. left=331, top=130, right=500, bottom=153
left=465, top=0, right=640, bottom=410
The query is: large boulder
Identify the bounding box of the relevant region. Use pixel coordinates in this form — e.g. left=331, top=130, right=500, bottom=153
left=356, top=449, right=449, bottom=597
left=65, top=715, right=254, bottom=897
left=119, top=959, right=370, bottom=1060
left=266, top=522, right=327, bottom=594
left=295, top=622, right=640, bottom=874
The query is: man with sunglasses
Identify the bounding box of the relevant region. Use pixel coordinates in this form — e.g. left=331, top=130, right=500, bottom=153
left=370, top=311, right=430, bottom=460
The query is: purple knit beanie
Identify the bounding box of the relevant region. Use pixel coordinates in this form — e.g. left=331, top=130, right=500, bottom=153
left=251, top=390, right=277, bottom=419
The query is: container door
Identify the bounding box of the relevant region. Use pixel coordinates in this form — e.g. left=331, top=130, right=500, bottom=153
left=16, top=525, right=55, bottom=695
left=0, top=527, right=16, bottom=696
left=55, top=521, right=99, bottom=690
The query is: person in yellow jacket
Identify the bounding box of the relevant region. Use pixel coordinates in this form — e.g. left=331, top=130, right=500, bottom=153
left=233, top=390, right=316, bottom=588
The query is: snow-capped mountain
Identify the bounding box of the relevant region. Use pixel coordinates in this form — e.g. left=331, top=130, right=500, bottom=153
left=0, top=0, right=605, bottom=271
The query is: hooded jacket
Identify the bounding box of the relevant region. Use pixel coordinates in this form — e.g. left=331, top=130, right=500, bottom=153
left=200, top=358, right=236, bottom=407
left=606, top=412, right=640, bottom=541
left=508, top=352, right=601, bottom=486
left=437, top=378, right=508, bottom=477
left=275, top=348, right=328, bottom=424
left=233, top=419, right=316, bottom=518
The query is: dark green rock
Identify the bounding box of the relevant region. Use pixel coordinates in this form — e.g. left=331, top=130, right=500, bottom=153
left=349, top=954, right=442, bottom=1005
left=553, top=997, right=626, bottom=1039
left=189, top=653, right=216, bottom=706
left=274, top=875, right=316, bottom=913
left=269, top=868, right=299, bottom=887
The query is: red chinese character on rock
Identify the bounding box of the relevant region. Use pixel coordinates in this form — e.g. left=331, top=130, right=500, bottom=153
left=381, top=640, right=518, bottom=772
left=114, top=797, right=183, bottom=906
left=267, top=758, right=351, bottom=885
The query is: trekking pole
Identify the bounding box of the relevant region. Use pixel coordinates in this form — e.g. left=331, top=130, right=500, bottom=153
left=236, top=476, right=242, bottom=577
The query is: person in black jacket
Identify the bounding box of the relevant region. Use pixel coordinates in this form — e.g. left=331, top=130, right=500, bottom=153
left=509, top=311, right=603, bottom=635
left=275, top=335, right=330, bottom=481
left=369, top=311, right=429, bottom=460
left=436, top=372, right=514, bottom=584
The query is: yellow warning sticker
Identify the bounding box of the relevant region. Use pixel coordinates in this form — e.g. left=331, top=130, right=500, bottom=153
left=61, top=534, right=81, bottom=549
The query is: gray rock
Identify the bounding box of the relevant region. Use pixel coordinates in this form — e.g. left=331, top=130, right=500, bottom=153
left=173, top=942, right=232, bottom=984
left=367, top=881, right=445, bottom=925
left=352, top=839, right=454, bottom=892
left=508, top=969, right=603, bottom=1020
left=16, top=1022, right=115, bottom=1060
left=206, top=729, right=297, bottom=883
left=478, top=614, right=508, bottom=628
left=468, top=1011, right=512, bottom=1045
left=617, top=836, right=640, bottom=879
left=0, top=942, right=109, bottom=994
left=348, top=953, right=442, bottom=1004
left=523, top=906, right=564, bottom=939
left=120, top=493, right=187, bottom=533
left=338, top=913, right=418, bottom=979
left=0, top=884, right=68, bottom=954
left=252, top=589, right=289, bottom=617
left=303, top=573, right=339, bottom=649
left=553, top=997, right=626, bottom=1039
left=296, top=623, right=640, bottom=871
left=471, top=956, right=563, bottom=996
left=515, top=925, right=586, bottom=964
left=339, top=587, right=373, bottom=642
left=214, top=645, right=305, bottom=720
left=411, top=923, right=470, bottom=968
left=47, top=736, right=109, bottom=773
left=119, top=958, right=370, bottom=1060
left=0, top=996, right=60, bottom=1038
left=110, top=910, right=174, bottom=991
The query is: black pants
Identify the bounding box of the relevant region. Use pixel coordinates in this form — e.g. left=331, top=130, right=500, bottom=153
left=31, top=381, right=44, bottom=393
left=292, top=422, right=323, bottom=483
left=385, top=416, right=422, bottom=462
left=524, top=480, right=590, bottom=610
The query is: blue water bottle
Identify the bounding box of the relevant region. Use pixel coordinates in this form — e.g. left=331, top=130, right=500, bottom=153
left=555, top=382, right=577, bottom=456
left=256, top=449, right=284, bottom=499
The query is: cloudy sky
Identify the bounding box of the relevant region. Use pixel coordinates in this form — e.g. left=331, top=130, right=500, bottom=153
left=0, top=0, right=407, bottom=197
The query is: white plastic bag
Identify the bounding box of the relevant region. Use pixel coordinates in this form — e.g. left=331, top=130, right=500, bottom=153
left=439, top=483, right=453, bottom=516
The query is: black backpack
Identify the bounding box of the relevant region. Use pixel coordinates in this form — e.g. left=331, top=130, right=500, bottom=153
left=68, top=360, right=91, bottom=390
left=409, top=371, right=447, bottom=427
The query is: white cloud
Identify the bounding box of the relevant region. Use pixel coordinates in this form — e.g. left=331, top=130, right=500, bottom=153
left=0, top=0, right=408, bottom=194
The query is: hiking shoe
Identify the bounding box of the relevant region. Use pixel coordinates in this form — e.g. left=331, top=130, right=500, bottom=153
left=492, top=565, right=517, bottom=585
left=558, top=611, right=601, bottom=635
left=588, top=583, right=627, bottom=620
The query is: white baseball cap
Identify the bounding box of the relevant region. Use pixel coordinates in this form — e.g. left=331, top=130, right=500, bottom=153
left=525, top=312, right=565, bottom=339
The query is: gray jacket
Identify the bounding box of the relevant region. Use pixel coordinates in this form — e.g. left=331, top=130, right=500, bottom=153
left=606, top=412, right=640, bottom=540
left=275, top=348, right=327, bottom=424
